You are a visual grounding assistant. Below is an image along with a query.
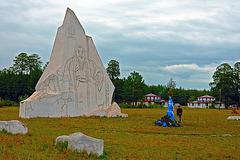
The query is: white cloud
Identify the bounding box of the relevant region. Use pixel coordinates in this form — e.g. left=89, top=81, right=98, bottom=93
left=165, top=64, right=215, bottom=73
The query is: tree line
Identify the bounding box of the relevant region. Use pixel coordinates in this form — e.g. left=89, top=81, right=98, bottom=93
left=107, top=60, right=240, bottom=108
left=1, top=53, right=239, bottom=108
left=0, top=53, right=44, bottom=101
left=107, top=60, right=212, bottom=106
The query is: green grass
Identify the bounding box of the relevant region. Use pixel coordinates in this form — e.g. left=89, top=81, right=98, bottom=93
left=0, top=106, right=240, bottom=159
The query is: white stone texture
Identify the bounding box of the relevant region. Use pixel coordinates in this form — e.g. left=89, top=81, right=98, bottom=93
left=19, top=8, right=127, bottom=118
left=222, top=134, right=231, bottom=136
left=87, top=102, right=128, bottom=117
left=227, top=116, right=240, bottom=120
left=55, top=135, right=69, bottom=145
left=0, top=120, right=28, bottom=134
left=68, top=132, right=104, bottom=156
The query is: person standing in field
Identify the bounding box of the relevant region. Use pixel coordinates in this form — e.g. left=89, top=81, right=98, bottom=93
left=177, top=105, right=183, bottom=123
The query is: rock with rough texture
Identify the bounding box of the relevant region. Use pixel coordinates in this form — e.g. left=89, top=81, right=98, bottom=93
left=155, top=115, right=180, bottom=127
left=87, top=102, right=128, bottom=117
left=68, top=132, right=104, bottom=156
left=0, top=120, right=28, bottom=134
left=55, top=135, right=69, bottom=145
left=19, top=8, right=127, bottom=118
left=227, top=116, right=240, bottom=120
left=222, top=134, right=231, bottom=136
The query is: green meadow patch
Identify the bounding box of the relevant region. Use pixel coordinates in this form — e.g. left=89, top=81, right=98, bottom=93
left=0, top=106, right=240, bottom=159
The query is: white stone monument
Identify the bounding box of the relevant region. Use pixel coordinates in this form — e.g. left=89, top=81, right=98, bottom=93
left=19, top=8, right=127, bottom=118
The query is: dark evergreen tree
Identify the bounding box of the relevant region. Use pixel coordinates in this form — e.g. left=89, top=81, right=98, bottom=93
left=113, top=77, right=125, bottom=103
left=43, top=61, right=49, bottom=71
left=106, top=60, right=120, bottom=81
left=106, top=60, right=121, bottom=102
left=28, top=66, right=43, bottom=95
left=167, top=77, right=176, bottom=89
left=233, top=62, right=240, bottom=106
left=210, top=63, right=237, bottom=108
left=122, top=71, right=146, bottom=104
left=0, top=52, right=43, bottom=102
left=27, top=54, right=42, bottom=74
left=13, top=52, right=28, bottom=74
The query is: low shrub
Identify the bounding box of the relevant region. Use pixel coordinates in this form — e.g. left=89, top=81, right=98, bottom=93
left=139, top=104, right=147, bottom=108
left=209, top=103, right=215, bottom=109
left=55, top=141, right=68, bottom=152
left=18, top=94, right=29, bottom=102
left=1, top=129, right=12, bottom=135
left=4, top=100, right=15, bottom=106
left=154, top=104, right=164, bottom=109
left=0, top=98, right=4, bottom=107
left=119, top=104, right=139, bottom=108
left=208, top=105, right=215, bottom=109
left=98, top=149, right=109, bottom=159
left=119, top=103, right=164, bottom=109
left=146, top=103, right=164, bottom=109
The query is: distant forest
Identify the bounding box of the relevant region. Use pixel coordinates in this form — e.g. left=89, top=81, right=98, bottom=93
left=1, top=53, right=239, bottom=107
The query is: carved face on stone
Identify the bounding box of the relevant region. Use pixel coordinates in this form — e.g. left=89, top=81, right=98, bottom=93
left=75, top=45, right=86, bottom=61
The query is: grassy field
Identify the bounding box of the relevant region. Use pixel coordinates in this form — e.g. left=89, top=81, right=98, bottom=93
left=0, top=106, right=240, bottom=159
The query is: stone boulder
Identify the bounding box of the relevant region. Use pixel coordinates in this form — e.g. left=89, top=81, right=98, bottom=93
left=55, top=135, right=69, bottom=145
left=68, top=132, right=104, bottom=156
left=87, top=102, right=128, bottom=117
left=0, top=120, right=28, bottom=134
left=55, top=132, right=104, bottom=156
left=227, top=116, right=240, bottom=120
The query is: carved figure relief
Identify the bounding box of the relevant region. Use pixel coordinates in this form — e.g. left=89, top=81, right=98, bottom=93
left=67, top=24, right=76, bottom=50
left=19, top=8, right=123, bottom=118
left=37, top=74, right=61, bottom=95
left=105, top=83, right=110, bottom=106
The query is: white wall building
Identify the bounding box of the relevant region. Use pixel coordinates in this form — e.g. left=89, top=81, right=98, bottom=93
left=187, top=95, right=225, bottom=108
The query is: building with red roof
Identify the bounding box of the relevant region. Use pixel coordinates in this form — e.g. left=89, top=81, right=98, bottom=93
left=132, top=93, right=168, bottom=107
left=187, top=95, right=225, bottom=108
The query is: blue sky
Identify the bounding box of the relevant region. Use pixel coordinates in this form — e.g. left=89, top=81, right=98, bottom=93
left=1, top=0, right=240, bottom=90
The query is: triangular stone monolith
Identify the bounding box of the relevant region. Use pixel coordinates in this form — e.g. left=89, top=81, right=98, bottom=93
left=19, top=8, right=127, bottom=118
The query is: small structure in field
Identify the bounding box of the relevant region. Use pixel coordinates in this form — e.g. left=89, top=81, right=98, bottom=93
left=187, top=95, right=225, bottom=108
left=130, top=93, right=168, bottom=107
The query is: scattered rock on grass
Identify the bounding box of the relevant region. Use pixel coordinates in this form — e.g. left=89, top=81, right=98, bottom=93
left=55, top=132, right=104, bottom=156
left=0, top=120, right=28, bottom=134
left=222, top=134, right=231, bottom=137
left=55, top=135, right=69, bottom=145
left=227, top=116, right=240, bottom=120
